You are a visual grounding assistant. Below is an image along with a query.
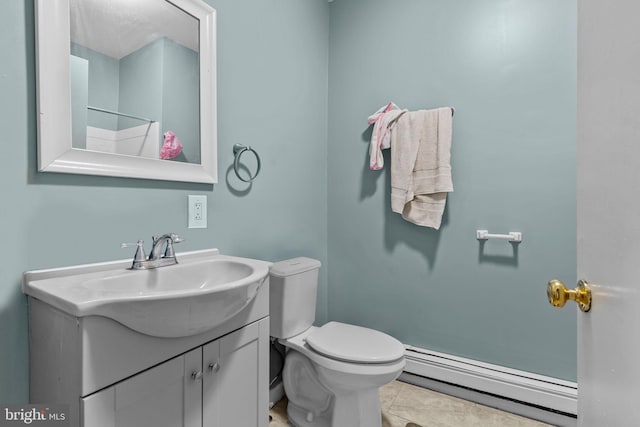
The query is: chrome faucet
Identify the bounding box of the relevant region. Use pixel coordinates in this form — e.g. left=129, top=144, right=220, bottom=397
left=121, top=233, right=184, bottom=270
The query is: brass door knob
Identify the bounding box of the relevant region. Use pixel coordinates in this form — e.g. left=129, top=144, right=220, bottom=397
left=547, top=279, right=591, bottom=312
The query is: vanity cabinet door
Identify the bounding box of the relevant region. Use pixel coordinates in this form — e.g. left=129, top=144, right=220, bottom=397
left=202, top=319, right=269, bottom=427
left=81, top=348, right=203, bottom=427
left=80, top=318, right=268, bottom=427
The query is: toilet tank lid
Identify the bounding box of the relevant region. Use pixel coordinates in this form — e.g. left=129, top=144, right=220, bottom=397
left=270, top=257, right=321, bottom=277
left=306, top=322, right=405, bottom=364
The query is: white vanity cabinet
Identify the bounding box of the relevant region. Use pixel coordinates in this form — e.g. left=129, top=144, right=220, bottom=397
left=26, top=276, right=270, bottom=427
left=81, top=320, right=268, bottom=427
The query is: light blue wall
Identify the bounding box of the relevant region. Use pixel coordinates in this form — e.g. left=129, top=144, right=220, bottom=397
left=161, top=38, right=200, bottom=164
left=118, top=38, right=164, bottom=130
left=70, top=55, right=88, bottom=148
left=0, top=0, right=329, bottom=403
left=327, top=0, right=577, bottom=380
left=71, top=43, right=119, bottom=130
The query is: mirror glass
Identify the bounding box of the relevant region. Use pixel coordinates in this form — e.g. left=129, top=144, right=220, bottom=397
left=70, top=0, right=200, bottom=164
left=35, top=0, right=217, bottom=183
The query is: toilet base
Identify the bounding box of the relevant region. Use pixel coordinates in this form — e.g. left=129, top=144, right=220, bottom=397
left=283, top=350, right=384, bottom=427
left=331, top=388, right=381, bottom=427
left=287, top=401, right=331, bottom=427
left=287, top=388, right=382, bottom=427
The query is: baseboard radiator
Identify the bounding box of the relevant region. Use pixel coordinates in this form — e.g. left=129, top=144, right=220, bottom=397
left=402, top=345, right=577, bottom=417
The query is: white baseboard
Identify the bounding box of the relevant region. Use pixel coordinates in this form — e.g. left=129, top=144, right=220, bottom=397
left=403, top=346, right=577, bottom=417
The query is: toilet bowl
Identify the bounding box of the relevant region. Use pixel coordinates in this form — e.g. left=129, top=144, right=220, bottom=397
left=280, top=323, right=405, bottom=427
left=270, top=258, right=406, bottom=427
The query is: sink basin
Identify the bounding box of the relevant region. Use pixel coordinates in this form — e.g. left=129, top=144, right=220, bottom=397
left=22, top=249, right=272, bottom=337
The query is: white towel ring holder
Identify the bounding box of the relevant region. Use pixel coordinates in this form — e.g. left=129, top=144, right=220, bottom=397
left=233, top=144, right=261, bottom=182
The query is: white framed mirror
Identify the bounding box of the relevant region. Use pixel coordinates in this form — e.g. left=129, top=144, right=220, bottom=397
left=35, top=0, right=217, bottom=183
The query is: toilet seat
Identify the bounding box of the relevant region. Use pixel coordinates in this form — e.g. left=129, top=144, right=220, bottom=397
left=280, top=325, right=405, bottom=378
left=306, top=322, right=405, bottom=364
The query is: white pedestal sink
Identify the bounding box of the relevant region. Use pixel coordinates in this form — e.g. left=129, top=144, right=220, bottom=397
left=22, top=249, right=271, bottom=337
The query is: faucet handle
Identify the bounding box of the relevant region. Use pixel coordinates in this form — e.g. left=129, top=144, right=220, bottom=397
left=164, top=234, right=184, bottom=258
left=121, top=240, right=146, bottom=262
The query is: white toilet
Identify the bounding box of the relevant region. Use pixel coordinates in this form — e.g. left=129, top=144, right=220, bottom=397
left=270, top=257, right=406, bottom=427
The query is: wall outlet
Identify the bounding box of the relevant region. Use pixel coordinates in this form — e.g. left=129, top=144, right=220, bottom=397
left=188, top=195, right=207, bottom=228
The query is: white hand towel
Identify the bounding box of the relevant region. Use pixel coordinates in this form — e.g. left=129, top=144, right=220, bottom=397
left=390, top=107, right=453, bottom=229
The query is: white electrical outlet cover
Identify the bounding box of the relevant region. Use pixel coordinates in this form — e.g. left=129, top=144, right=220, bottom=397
left=188, top=195, right=207, bottom=228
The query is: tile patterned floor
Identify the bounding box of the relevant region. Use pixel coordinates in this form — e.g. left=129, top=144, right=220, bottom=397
left=269, top=380, right=551, bottom=427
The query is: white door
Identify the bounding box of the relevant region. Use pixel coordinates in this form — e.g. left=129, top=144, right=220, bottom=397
left=575, top=0, right=640, bottom=425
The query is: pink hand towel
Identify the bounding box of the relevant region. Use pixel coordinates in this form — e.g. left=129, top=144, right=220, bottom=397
left=160, top=131, right=183, bottom=160
left=367, top=102, right=406, bottom=170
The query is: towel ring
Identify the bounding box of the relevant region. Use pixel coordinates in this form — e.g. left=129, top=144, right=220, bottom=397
left=233, top=144, right=261, bottom=182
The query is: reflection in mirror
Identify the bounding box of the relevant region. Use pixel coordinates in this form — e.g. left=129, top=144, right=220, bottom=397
left=69, top=0, right=200, bottom=164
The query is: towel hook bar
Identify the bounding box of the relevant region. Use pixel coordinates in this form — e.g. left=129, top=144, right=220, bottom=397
left=476, top=229, right=522, bottom=243
left=233, top=144, right=261, bottom=182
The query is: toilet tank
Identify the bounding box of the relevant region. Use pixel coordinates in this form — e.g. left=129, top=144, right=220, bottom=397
left=269, top=257, right=321, bottom=339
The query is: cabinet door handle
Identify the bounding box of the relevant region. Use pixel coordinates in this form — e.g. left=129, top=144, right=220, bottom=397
left=208, top=362, right=220, bottom=373
left=191, top=370, right=203, bottom=381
